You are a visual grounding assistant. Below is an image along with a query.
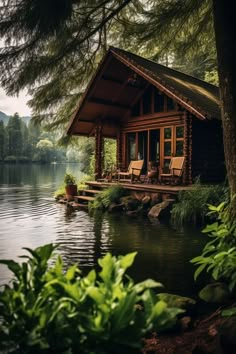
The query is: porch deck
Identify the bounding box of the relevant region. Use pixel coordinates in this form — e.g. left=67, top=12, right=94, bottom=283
left=85, top=181, right=193, bottom=196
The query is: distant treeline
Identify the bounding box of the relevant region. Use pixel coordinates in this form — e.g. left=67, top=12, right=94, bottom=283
left=0, top=113, right=78, bottom=163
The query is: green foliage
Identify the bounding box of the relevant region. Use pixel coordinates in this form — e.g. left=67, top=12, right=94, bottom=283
left=171, top=182, right=228, bottom=225
left=77, top=174, right=94, bottom=190
left=89, top=185, right=126, bottom=211
left=64, top=173, right=77, bottom=186
left=0, top=1, right=217, bottom=132
left=0, top=244, right=182, bottom=353
left=53, top=185, right=65, bottom=198
left=191, top=201, right=236, bottom=292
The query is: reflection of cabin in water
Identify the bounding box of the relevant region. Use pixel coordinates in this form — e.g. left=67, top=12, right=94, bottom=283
left=67, top=47, right=225, bottom=184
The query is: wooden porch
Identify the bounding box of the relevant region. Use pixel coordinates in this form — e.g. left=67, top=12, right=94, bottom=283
left=59, top=180, right=193, bottom=211
left=85, top=181, right=193, bottom=195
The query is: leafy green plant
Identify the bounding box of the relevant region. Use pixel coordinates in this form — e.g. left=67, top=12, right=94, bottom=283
left=89, top=185, right=126, bottom=211
left=53, top=184, right=65, bottom=198
left=64, top=172, right=77, bottom=185
left=77, top=174, right=93, bottom=190
left=171, top=181, right=228, bottom=225
left=0, top=244, right=182, bottom=354
left=191, top=201, right=236, bottom=292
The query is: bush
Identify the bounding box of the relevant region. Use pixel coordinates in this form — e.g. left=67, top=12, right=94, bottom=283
left=0, top=244, right=182, bottom=354
left=4, top=155, right=17, bottom=163
left=171, top=182, right=228, bottom=225
left=191, top=201, right=236, bottom=292
left=89, top=185, right=126, bottom=211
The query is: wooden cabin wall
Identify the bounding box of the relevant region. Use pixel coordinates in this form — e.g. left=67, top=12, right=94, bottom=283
left=191, top=118, right=226, bottom=183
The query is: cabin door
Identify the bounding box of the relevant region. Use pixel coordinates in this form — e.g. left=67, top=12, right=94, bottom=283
left=149, top=129, right=160, bottom=164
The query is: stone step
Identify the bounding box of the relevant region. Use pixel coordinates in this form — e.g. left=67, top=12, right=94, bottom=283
left=74, top=195, right=95, bottom=203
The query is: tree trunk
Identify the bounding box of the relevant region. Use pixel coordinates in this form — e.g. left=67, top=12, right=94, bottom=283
left=212, top=0, right=236, bottom=214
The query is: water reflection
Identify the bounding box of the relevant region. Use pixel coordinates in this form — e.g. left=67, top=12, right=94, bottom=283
left=0, top=163, right=205, bottom=296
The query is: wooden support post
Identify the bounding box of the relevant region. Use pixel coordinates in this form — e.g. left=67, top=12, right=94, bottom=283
left=116, top=125, right=123, bottom=170
left=95, top=120, right=104, bottom=179
left=183, top=111, right=193, bottom=185
left=188, top=115, right=193, bottom=184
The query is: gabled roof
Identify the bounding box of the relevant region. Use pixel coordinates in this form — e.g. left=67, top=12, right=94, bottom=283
left=110, top=47, right=220, bottom=120
left=67, top=47, right=221, bottom=137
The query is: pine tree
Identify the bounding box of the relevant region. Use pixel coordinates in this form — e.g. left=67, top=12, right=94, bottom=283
left=6, top=113, right=23, bottom=159
left=0, top=121, right=5, bottom=161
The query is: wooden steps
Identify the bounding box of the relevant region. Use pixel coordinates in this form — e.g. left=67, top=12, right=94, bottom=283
left=78, top=189, right=102, bottom=195
left=74, top=195, right=95, bottom=203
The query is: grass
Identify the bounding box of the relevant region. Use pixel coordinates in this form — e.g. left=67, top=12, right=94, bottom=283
left=171, top=182, right=229, bottom=225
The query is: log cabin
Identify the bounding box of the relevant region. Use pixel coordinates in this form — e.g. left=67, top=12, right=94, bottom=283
left=67, top=47, right=225, bottom=184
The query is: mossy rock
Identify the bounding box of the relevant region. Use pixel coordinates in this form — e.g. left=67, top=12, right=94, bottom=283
left=199, top=282, right=231, bottom=304
left=120, top=196, right=141, bottom=211
left=157, top=293, right=196, bottom=313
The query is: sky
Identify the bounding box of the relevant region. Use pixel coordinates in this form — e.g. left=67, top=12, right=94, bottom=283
left=0, top=87, right=31, bottom=116
left=0, top=36, right=32, bottom=116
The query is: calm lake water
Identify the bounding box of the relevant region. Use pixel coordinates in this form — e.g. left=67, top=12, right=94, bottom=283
left=0, top=163, right=205, bottom=296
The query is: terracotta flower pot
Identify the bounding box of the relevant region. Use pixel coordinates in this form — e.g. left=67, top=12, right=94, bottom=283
left=65, top=184, right=77, bottom=201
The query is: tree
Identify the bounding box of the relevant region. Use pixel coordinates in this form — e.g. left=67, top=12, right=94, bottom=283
left=0, top=0, right=235, bottom=210
left=6, top=113, right=23, bottom=158
left=212, top=0, right=236, bottom=214
left=34, top=139, right=54, bottom=163
left=0, top=121, right=5, bottom=161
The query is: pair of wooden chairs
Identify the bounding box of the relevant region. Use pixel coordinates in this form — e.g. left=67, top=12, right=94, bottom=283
left=100, top=156, right=185, bottom=185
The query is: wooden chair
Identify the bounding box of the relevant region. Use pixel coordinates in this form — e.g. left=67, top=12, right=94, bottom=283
left=118, top=160, right=144, bottom=183
left=159, top=157, right=185, bottom=185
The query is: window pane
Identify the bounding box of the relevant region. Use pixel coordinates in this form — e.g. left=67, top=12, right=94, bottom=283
left=131, top=101, right=140, bottom=117
left=176, top=126, right=184, bottom=138
left=154, top=89, right=164, bottom=112
left=164, top=141, right=171, bottom=156
left=164, top=127, right=172, bottom=139
left=176, top=141, right=184, bottom=156
left=164, top=159, right=171, bottom=170
left=167, top=96, right=175, bottom=111
left=143, top=86, right=152, bottom=114
left=127, top=133, right=136, bottom=160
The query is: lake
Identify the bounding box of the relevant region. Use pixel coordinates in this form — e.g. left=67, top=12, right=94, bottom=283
left=0, top=163, right=205, bottom=296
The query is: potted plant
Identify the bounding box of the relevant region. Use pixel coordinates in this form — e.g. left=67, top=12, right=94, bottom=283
left=64, top=173, right=77, bottom=200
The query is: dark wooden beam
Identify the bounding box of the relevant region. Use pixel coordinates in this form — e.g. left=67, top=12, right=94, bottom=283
left=102, top=74, right=124, bottom=84
left=88, top=97, right=130, bottom=110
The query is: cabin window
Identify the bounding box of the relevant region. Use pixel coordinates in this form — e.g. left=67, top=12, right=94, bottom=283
left=127, top=132, right=136, bottom=161
left=143, top=86, right=152, bottom=114
left=131, top=100, right=140, bottom=117
left=176, top=126, right=184, bottom=138
left=176, top=140, right=184, bottom=156
left=167, top=96, right=175, bottom=111
left=164, top=141, right=172, bottom=156
left=175, top=125, right=184, bottom=157
left=164, top=127, right=172, bottom=139
left=154, top=88, right=164, bottom=112
left=160, top=125, right=184, bottom=169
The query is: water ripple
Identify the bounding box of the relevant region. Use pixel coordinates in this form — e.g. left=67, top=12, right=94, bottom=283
left=0, top=165, right=205, bottom=296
